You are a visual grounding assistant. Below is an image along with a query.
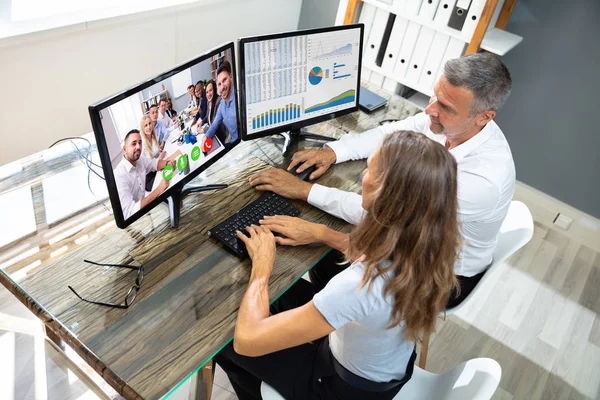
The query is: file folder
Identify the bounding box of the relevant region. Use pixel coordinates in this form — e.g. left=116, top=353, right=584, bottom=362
left=418, top=31, right=451, bottom=91
left=365, top=8, right=391, bottom=66
left=461, top=0, right=487, bottom=40
left=393, top=0, right=407, bottom=11
left=405, top=26, right=436, bottom=85
left=433, top=0, right=456, bottom=27
left=404, top=0, right=423, bottom=16
left=381, top=15, right=409, bottom=72
left=447, top=0, right=470, bottom=31
left=375, top=14, right=397, bottom=67
left=418, top=0, right=441, bottom=21
left=435, top=37, right=466, bottom=83
left=382, top=77, right=401, bottom=94
left=392, top=20, right=421, bottom=79
left=370, top=71, right=386, bottom=87
left=358, top=2, right=378, bottom=51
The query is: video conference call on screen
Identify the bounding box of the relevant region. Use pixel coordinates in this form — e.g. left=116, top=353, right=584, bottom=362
left=89, top=25, right=362, bottom=228
left=95, top=47, right=238, bottom=221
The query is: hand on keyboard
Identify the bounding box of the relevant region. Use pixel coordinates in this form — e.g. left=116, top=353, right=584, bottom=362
left=236, top=225, right=276, bottom=268
left=207, top=192, right=300, bottom=258
left=259, top=215, right=323, bottom=246
left=249, top=168, right=313, bottom=201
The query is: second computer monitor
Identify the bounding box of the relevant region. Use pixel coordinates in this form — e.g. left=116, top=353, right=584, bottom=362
left=239, top=24, right=364, bottom=140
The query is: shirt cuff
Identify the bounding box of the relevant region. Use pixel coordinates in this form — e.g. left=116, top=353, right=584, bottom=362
left=325, top=140, right=350, bottom=164
left=307, top=184, right=330, bottom=209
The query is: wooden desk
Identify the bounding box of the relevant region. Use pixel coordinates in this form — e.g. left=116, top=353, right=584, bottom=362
left=0, top=86, right=420, bottom=399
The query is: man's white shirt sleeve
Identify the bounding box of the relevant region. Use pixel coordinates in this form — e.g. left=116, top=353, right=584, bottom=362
left=326, top=112, right=432, bottom=163
left=307, top=112, right=432, bottom=225
left=307, top=185, right=364, bottom=225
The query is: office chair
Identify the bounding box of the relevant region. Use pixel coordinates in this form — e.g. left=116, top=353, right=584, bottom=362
left=260, top=358, right=502, bottom=400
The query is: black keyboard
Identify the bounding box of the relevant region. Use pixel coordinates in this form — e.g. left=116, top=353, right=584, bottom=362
left=207, top=192, right=300, bottom=258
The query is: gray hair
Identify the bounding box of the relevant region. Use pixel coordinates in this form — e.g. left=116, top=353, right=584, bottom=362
left=443, top=53, right=512, bottom=115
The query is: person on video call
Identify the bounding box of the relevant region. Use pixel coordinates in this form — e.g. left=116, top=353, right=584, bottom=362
left=165, top=98, right=177, bottom=120
left=148, top=104, right=169, bottom=145
left=114, top=129, right=175, bottom=219
left=196, top=79, right=229, bottom=145
left=193, top=81, right=208, bottom=122
left=249, top=53, right=515, bottom=308
left=158, top=98, right=174, bottom=129
left=203, top=60, right=238, bottom=144
left=187, top=84, right=197, bottom=109
left=140, top=115, right=166, bottom=191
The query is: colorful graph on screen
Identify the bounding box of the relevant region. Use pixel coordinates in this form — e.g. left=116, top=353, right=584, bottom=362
left=312, top=43, right=353, bottom=61
left=305, top=89, right=356, bottom=113
left=308, top=67, right=323, bottom=85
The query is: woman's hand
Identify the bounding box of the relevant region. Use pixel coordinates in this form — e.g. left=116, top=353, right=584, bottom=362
left=260, top=216, right=324, bottom=246
left=237, top=225, right=276, bottom=277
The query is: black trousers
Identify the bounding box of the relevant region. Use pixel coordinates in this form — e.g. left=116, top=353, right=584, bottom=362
left=214, top=278, right=409, bottom=400
left=308, top=250, right=486, bottom=309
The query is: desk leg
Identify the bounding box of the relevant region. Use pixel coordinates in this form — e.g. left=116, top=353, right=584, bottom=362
left=43, top=324, right=117, bottom=400
left=44, top=324, right=65, bottom=351
left=189, top=360, right=214, bottom=400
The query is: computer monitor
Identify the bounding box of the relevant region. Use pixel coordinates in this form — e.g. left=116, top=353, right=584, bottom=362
left=89, top=42, right=241, bottom=229
left=238, top=24, right=364, bottom=154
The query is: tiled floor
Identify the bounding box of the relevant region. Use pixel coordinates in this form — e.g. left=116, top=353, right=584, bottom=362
left=2, top=192, right=600, bottom=399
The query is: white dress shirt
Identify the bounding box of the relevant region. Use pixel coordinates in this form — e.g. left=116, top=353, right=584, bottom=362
left=308, top=112, right=516, bottom=277
left=114, top=155, right=159, bottom=220
left=158, top=111, right=173, bottom=129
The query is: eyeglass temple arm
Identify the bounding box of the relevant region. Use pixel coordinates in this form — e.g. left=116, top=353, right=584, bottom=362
left=83, top=259, right=140, bottom=271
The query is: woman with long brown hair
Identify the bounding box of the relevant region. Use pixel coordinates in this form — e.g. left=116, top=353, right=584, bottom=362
left=215, top=130, right=460, bottom=400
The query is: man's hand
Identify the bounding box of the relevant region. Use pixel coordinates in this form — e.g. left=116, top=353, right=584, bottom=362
left=157, top=158, right=175, bottom=171
left=249, top=168, right=312, bottom=201
left=287, top=146, right=337, bottom=180
left=237, top=225, right=276, bottom=277
left=260, top=216, right=324, bottom=246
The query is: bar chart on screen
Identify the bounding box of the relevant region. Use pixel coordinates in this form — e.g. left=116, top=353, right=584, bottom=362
left=250, top=103, right=302, bottom=130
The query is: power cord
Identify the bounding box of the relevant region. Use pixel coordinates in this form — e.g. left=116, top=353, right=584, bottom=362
left=48, top=137, right=111, bottom=213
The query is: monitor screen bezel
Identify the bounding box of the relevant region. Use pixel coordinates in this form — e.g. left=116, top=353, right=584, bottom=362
left=238, top=24, right=364, bottom=142
left=88, top=41, right=241, bottom=229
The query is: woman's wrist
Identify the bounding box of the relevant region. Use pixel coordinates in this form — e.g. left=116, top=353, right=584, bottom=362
left=318, top=226, right=349, bottom=253
left=250, top=259, right=274, bottom=281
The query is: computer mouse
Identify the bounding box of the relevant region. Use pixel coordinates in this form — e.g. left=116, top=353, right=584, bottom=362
left=289, top=164, right=317, bottom=181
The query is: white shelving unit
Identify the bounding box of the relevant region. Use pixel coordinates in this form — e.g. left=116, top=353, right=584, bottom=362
left=339, top=0, right=523, bottom=97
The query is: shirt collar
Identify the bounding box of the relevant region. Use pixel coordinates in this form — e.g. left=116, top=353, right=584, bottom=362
left=120, top=157, right=136, bottom=172
left=447, top=122, right=495, bottom=162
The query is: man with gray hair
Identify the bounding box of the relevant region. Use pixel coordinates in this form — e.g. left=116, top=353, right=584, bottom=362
left=249, top=53, right=515, bottom=307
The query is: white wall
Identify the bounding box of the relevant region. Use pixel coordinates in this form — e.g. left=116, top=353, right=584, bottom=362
left=0, top=0, right=302, bottom=165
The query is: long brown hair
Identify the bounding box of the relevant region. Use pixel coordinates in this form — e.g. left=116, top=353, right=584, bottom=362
left=347, top=130, right=461, bottom=342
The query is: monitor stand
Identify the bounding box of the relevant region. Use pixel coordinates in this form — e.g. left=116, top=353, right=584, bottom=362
left=167, top=183, right=227, bottom=228
left=278, top=129, right=337, bottom=157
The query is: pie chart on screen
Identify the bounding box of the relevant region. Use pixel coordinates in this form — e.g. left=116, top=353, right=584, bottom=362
left=309, top=67, right=323, bottom=85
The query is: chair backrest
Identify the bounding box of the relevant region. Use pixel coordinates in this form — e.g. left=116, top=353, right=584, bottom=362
left=447, top=201, right=534, bottom=314
left=492, top=201, right=534, bottom=265
left=395, top=358, right=502, bottom=400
